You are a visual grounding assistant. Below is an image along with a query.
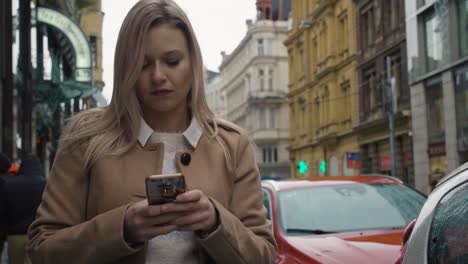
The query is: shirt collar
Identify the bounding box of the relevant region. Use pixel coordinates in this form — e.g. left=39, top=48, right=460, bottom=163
left=138, top=117, right=203, bottom=148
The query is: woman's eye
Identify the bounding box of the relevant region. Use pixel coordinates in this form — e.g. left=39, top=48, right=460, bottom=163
left=142, top=61, right=152, bottom=69
left=166, top=59, right=180, bottom=67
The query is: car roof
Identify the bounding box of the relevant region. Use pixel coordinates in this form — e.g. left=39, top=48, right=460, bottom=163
left=262, top=175, right=402, bottom=192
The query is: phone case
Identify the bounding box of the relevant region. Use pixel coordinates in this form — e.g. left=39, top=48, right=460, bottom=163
left=145, top=173, right=186, bottom=205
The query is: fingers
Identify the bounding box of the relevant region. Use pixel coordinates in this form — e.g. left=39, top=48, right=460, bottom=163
left=172, top=210, right=210, bottom=228
left=175, top=190, right=202, bottom=203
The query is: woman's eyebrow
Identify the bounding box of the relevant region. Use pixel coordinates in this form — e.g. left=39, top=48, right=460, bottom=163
left=162, top=50, right=182, bottom=57
left=143, top=50, right=182, bottom=60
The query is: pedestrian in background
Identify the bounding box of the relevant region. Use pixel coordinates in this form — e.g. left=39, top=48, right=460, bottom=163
left=7, top=162, right=19, bottom=177
left=0, top=153, right=11, bottom=261
left=6, top=153, right=46, bottom=264
left=27, top=0, right=276, bottom=263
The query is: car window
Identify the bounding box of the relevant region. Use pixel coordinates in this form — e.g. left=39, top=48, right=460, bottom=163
left=262, top=189, right=272, bottom=220
left=428, top=181, right=468, bottom=264
left=277, top=183, right=426, bottom=234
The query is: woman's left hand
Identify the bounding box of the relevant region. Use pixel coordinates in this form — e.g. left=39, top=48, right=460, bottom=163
left=160, top=190, right=219, bottom=233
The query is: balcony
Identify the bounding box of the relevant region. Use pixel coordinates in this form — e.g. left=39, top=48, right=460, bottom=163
left=252, top=129, right=288, bottom=142
left=248, top=90, right=287, bottom=102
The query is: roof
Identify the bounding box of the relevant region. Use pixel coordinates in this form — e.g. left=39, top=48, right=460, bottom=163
left=262, top=175, right=402, bottom=192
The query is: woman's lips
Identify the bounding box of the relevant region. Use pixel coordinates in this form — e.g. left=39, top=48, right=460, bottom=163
left=151, top=90, right=173, bottom=96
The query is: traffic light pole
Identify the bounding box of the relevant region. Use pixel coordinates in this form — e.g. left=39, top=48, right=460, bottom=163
left=386, top=56, right=396, bottom=177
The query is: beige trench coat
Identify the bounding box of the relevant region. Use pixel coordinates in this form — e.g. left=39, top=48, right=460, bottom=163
left=26, top=122, right=277, bottom=264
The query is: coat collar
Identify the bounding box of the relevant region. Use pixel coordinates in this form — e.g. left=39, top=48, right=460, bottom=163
left=138, top=116, right=203, bottom=148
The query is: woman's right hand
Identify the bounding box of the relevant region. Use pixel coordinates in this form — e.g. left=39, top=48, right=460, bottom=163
left=123, top=199, right=182, bottom=244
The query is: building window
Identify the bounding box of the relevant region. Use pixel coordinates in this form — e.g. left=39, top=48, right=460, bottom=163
left=259, top=69, right=265, bottom=91
left=338, top=13, right=348, bottom=52
left=258, top=39, right=264, bottom=56
left=360, top=6, right=375, bottom=49
left=262, top=146, right=278, bottom=163
left=455, top=65, right=468, bottom=152
left=259, top=108, right=266, bottom=129
left=266, top=38, right=273, bottom=55
left=424, top=10, right=443, bottom=72
left=270, top=108, right=276, bottom=128
left=458, top=0, right=468, bottom=57
left=268, top=69, right=274, bottom=91
left=89, top=36, right=97, bottom=68
left=426, top=78, right=445, bottom=144
left=362, top=66, right=378, bottom=119
left=384, top=0, right=394, bottom=32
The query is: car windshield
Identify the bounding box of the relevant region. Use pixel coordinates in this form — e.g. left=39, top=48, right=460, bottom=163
left=278, top=183, right=426, bottom=235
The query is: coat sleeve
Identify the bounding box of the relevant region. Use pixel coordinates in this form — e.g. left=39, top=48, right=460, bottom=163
left=26, top=145, right=142, bottom=264
left=197, top=134, right=277, bottom=264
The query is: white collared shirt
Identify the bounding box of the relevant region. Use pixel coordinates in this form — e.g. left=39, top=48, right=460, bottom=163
left=139, top=117, right=202, bottom=264
left=138, top=116, right=202, bottom=149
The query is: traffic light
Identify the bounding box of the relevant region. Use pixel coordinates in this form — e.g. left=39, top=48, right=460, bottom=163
left=319, top=160, right=327, bottom=174
left=297, top=160, right=308, bottom=175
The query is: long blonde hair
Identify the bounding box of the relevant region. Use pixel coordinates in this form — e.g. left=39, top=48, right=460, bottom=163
left=60, top=0, right=221, bottom=172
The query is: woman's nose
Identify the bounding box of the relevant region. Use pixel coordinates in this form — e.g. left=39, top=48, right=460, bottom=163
left=151, top=61, right=166, bottom=82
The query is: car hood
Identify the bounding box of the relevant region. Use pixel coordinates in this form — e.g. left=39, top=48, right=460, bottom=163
left=285, top=229, right=403, bottom=264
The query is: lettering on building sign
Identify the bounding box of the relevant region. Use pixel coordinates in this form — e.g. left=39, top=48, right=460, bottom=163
left=345, top=152, right=361, bottom=169
left=428, top=143, right=446, bottom=157
left=37, top=7, right=92, bottom=82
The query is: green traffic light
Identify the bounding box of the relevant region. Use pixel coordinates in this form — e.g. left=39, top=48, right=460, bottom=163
left=298, top=160, right=308, bottom=175
left=319, top=160, right=327, bottom=173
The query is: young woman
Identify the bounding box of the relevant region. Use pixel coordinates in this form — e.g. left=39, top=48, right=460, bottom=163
left=26, top=0, right=277, bottom=263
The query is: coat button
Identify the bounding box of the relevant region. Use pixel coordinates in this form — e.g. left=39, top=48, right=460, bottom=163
left=181, top=153, right=191, bottom=166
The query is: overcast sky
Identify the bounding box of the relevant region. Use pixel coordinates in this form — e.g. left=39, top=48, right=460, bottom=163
left=102, top=0, right=257, bottom=101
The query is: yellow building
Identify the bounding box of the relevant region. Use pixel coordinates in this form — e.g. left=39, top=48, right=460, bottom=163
left=285, top=0, right=360, bottom=177
left=78, top=0, right=104, bottom=90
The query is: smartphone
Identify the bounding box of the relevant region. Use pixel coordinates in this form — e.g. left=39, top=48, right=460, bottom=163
left=145, top=173, right=186, bottom=205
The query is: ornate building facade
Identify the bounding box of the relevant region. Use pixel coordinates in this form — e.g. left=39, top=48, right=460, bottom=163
left=0, top=0, right=104, bottom=173
left=286, top=0, right=360, bottom=177
left=355, top=0, right=413, bottom=185
left=209, top=2, right=291, bottom=179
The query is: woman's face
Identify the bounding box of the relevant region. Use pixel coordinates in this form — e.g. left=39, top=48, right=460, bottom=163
left=135, top=24, right=192, bottom=118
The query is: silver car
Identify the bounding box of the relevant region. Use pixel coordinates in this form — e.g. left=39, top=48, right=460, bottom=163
left=398, top=163, right=468, bottom=264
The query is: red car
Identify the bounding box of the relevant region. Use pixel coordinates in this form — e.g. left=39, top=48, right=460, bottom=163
left=262, top=175, right=426, bottom=264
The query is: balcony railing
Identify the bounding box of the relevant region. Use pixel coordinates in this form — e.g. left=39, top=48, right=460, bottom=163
left=248, top=90, right=287, bottom=100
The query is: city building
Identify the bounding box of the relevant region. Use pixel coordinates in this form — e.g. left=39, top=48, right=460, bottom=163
left=286, top=0, right=360, bottom=177
left=354, top=0, right=413, bottom=185
left=213, top=3, right=290, bottom=179
left=204, top=68, right=226, bottom=117
left=257, top=0, right=291, bottom=21
left=0, top=0, right=105, bottom=174
left=405, top=0, right=468, bottom=193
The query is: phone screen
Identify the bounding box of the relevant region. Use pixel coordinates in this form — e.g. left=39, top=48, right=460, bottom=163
left=145, top=173, right=186, bottom=205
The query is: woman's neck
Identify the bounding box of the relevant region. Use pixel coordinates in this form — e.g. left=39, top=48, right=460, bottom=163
left=144, top=111, right=190, bottom=133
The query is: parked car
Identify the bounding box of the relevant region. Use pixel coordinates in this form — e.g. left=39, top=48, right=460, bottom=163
left=396, top=163, right=468, bottom=264
left=262, top=175, right=427, bottom=264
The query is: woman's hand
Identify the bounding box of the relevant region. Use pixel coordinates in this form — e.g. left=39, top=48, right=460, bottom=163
left=162, top=190, right=219, bottom=234
left=123, top=199, right=183, bottom=244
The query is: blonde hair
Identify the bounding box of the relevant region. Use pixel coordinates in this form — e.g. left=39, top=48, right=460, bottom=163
left=60, top=0, right=222, bottom=172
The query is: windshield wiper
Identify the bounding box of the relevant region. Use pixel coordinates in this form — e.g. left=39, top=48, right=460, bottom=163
left=286, top=228, right=336, bottom=234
